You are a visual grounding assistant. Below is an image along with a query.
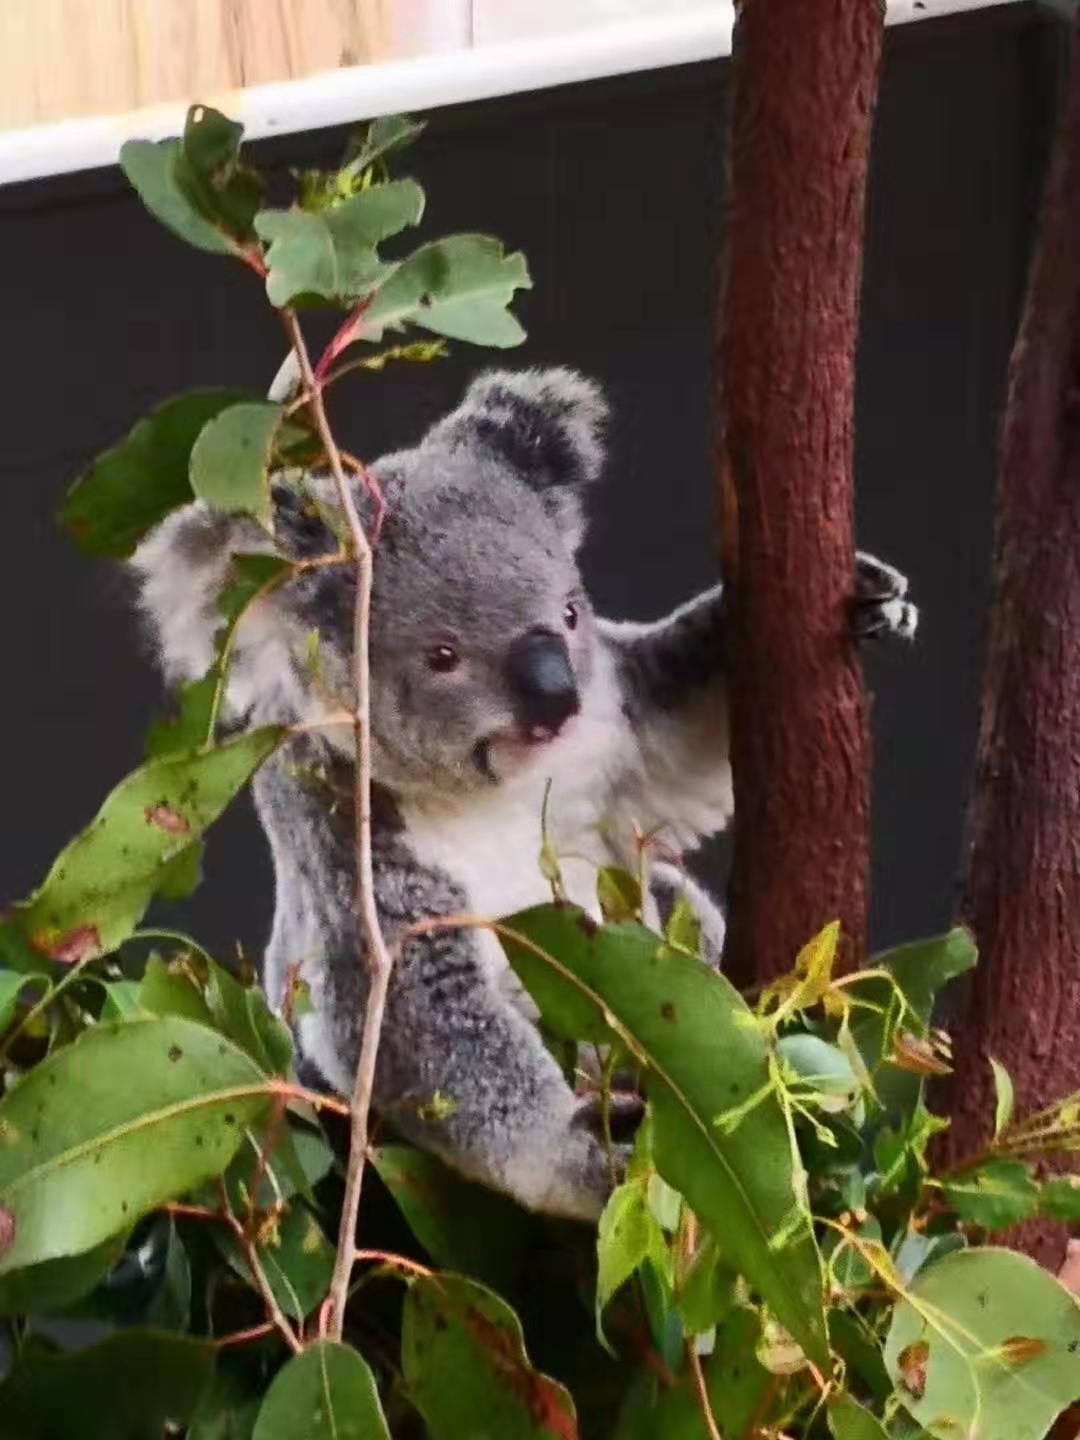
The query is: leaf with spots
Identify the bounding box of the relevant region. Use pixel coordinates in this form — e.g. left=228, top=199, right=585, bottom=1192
left=253, top=1339, right=390, bottom=1440
left=500, top=906, right=829, bottom=1370
left=7, top=727, right=283, bottom=964
left=0, top=1017, right=272, bottom=1273
left=403, top=1273, right=578, bottom=1439
left=213, top=1197, right=334, bottom=1322
left=884, top=1246, right=1080, bottom=1440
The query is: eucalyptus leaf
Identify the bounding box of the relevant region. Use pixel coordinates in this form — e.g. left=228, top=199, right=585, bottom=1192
left=0, top=1329, right=216, bottom=1439
left=849, top=929, right=976, bottom=1119
left=190, top=402, right=286, bottom=525
left=58, top=389, right=252, bottom=558
left=361, top=234, right=531, bottom=347
left=941, top=1158, right=1039, bottom=1230
left=990, top=1056, right=1015, bottom=1139
left=403, top=1273, right=578, bottom=1439
left=0, top=1232, right=127, bottom=1317
left=121, top=137, right=239, bottom=256
left=829, top=1395, right=891, bottom=1440
left=0, top=1017, right=271, bottom=1273
left=8, top=727, right=282, bottom=963
left=500, top=906, right=829, bottom=1369
left=371, top=1144, right=532, bottom=1291
left=0, top=970, right=36, bottom=1033
left=255, top=180, right=424, bottom=306
left=253, top=1340, right=390, bottom=1439
left=596, top=1178, right=666, bottom=1346
left=214, top=1200, right=333, bottom=1322
left=1039, top=1175, right=1080, bottom=1222
left=884, top=1246, right=1080, bottom=1440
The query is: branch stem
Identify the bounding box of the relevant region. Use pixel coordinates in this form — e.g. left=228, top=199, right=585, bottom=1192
left=281, top=308, right=395, bottom=1343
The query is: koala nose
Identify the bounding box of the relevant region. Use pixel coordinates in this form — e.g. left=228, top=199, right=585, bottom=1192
left=505, top=630, right=580, bottom=737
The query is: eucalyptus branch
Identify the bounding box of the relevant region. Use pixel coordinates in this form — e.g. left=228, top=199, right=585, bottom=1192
left=280, top=307, right=395, bottom=1343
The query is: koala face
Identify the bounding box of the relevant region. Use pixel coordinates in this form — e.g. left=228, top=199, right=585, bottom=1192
left=285, top=369, right=609, bottom=798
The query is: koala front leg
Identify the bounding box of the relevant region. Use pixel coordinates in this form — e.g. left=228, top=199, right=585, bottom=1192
left=376, top=926, right=617, bottom=1220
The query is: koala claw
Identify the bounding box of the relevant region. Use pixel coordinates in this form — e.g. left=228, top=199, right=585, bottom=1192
left=853, top=551, right=919, bottom=642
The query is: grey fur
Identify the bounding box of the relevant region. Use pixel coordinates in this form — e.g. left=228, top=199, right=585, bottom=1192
left=130, top=366, right=916, bottom=1220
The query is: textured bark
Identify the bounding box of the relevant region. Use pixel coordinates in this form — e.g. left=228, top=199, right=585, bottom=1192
left=717, top=0, right=884, bottom=988
left=943, top=20, right=1080, bottom=1268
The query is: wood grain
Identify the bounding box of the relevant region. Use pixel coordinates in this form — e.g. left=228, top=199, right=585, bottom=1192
left=0, top=0, right=396, bottom=130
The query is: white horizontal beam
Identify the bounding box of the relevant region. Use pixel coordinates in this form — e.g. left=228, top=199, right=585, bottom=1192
left=0, top=0, right=1027, bottom=189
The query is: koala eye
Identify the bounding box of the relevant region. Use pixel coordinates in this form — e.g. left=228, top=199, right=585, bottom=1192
left=563, top=600, right=579, bottom=631
left=426, top=643, right=461, bottom=674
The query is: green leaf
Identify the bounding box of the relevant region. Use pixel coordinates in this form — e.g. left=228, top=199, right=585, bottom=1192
left=0, top=1232, right=127, bottom=1316
left=824, top=1213, right=883, bottom=1291
left=253, top=1340, right=390, bottom=1440
left=778, top=1033, right=860, bottom=1109
left=829, top=1395, right=891, bottom=1440
left=121, top=106, right=262, bottom=257
left=941, top=1158, right=1039, bottom=1230
left=255, top=180, right=424, bottom=306
left=189, top=1364, right=261, bottom=1440
left=215, top=1199, right=334, bottom=1321
left=138, top=953, right=215, bottom=1024
left=1039, top=1175, right=1080, bottom=1222
left=361, top=235, right=531, bottom=347
left=156, top=839, right=206, bottom=900
left=849, top=928, right=976, bottom=1119
left=204, top=957, right=293, bottom=1077
left=9, top=728, right=283, bottom=963
left=179, top=105, right=263, bottom=241
left=613, top=1308, right=770, bottom=1440
left=0, top=1330, right=215, bottom=1439
left=829, top=1308, right=893, bottom=1403
left=403, top=1274, right=578, bottom=1439
left=0, top=1017, right=271, bottom=1273
left=596, top=867, right=642, bottom=924
left=990, top=1056, right=1015, bottom=1139
left=345, top=114, right=427, bottom=176
left=147, top=553, right=292, bottom=757
left=0, top=970, right=36, bottom=1032
left=371, top=1144, right=533, bottom=1291
left=675, top=1236, right=735, bottom=1335
left=58, top=389, right=252, bottom=558
left=893, top=1229, right=966, bottom=1285
left=665, top=894, right=701, bottom=955
left=500, top=906, right=829, bottom=1370
left=596, top=1178, right=665, bottom=1345
left=190, top=402, right=285, bottom=525
left=884, top=1246, right=1080, bottom=1440
left=122, top=137, right=239, bottom=255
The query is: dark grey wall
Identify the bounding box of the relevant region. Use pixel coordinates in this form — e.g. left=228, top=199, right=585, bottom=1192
left=0, top=5, right=1062, bottom=957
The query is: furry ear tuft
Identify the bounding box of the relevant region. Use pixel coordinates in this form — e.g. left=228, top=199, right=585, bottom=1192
left=430, top=367, right=609, bottom=546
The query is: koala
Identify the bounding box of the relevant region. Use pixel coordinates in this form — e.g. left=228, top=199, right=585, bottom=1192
left=131, top=368, right=916, bottom=1221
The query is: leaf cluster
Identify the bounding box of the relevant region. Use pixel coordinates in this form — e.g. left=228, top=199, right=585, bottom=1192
left=5, top=106, right=1080, bottom=1440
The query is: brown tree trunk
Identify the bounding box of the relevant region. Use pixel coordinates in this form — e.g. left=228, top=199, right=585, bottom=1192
left=943, top=19, right=1080, bottom=1269
left=717, top=0, right=884, bottom=989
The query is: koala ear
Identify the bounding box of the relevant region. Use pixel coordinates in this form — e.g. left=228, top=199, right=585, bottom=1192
left=434, top=367, right=609, bottom=541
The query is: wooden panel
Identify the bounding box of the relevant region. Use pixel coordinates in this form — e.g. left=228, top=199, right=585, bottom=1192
left=0, top=0, right=396, bottom=130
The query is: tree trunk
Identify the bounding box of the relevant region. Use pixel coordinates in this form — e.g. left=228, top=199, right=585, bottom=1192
left=717, top=0, right=884, bottom=989
left=943, top=18, right=1080, bottom=1269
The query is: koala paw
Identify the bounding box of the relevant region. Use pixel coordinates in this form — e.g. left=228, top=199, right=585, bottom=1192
left=852, top=552, right=919, bottom=642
